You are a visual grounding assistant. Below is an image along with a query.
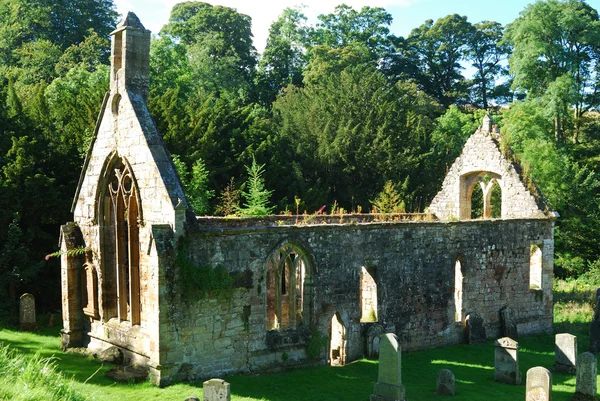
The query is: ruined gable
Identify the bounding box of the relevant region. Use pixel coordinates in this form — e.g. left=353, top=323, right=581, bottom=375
left=72, top=12, right=188, bottom=231
left=428, top=116, right=553, bottom=221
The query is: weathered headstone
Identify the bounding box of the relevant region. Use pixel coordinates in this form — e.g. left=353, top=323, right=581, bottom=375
left=203, top=379, right=230, bottom=401
left=494, top=337, right=521, bottom=385
left=572, top=352, right=598, bottom=401
left=500, top=307, right=518, bottom=338
left=526, top=367, right=552, bottom=401
left=19, top=293, right=37, bottom=331
left=465, top=312, right=486, bottom=344
left=367, top=324, right=385, bottom=359
left=553, top=333, right=577, bottom=374
left=370, top=333, right=406, bottom=401
left=437, top=369, right=455, bottom=396
left=591, top=289, right=600, bottom=354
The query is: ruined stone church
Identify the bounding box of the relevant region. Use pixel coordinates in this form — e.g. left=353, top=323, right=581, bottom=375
left=60, top=13, right=556, bottom=385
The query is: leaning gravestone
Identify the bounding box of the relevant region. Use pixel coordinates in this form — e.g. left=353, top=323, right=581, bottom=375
left=500, top=307, right=518, bottom=338
left=526, top=367, right=552, bottom=401
left=437, top=369, right=455, bottom=396
left=572, top=352, right=598, bottom=401
left=370, top=333, right=407, bottom=401
left=203, top=379, right=230, bottom=401
left=494, top=337, right=521, bottom=385
left=19, top=293, right=37, bottom=331
left=553, top=333, right=577, bottom=374
left=465, top=312, right=486, bottom=344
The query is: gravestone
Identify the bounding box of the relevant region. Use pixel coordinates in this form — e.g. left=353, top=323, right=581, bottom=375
left=465, top=312, right=486, bottom=344
left=526, top=367, right=552, bottom=401
left=572, top=352, right=598, bottom=401
left=203, top=379, right=230, bottom=401
left=589, top=321, right=600, bottom=354
left=367, top=324, right=385, bottom=359
left=437, top=369, right=455, bottom=396
left=370, top=333, right=407, bottom=401
left=500, top=307, right=518, bottom=338
left=553, top=333, right=577, bottom=374
left=494, top=337, right=521, bottom=385
left=591, top=289, right=600, bottom=354
left=19, top=293, right=37, bottom=331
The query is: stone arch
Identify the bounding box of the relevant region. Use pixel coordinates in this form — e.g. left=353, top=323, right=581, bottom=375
left=460, top=171, right=503, bottom=220
left=95, top=151, right=143, bottom=224
left=329, top=312, right=346, bottom=366
left=265, top=241, right=315, bottom=330
left=97, top=153, right=142, bottom=325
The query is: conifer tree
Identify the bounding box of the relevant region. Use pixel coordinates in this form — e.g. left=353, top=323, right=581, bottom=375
left=237, top=157, right=274, bottom=216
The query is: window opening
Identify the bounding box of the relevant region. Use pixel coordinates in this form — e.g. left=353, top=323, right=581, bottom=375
left=266, top=244, right=312, bottom=330
left=529, top=244, right=543, bottom=290
left=360, top=266, right=378, bottom=322
left=454, top=257, right=463, bottom=322
left=329, top=313, right=346, bottom=366
left=102, top=159, right=141, bottom=325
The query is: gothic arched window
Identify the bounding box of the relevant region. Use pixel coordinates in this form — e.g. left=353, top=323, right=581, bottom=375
left=266, top=243, right=313, bottom=330
left=101, top=158, right=141, bottom=325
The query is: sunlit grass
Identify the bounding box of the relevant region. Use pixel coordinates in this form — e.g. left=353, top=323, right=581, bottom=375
left=0, top=279, right=597, bottom=401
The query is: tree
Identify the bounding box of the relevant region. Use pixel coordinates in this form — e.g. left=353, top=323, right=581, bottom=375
left=173, top=154, right=215, bottom=215
left=237, top=157, right=274, bottom=216
left=403, top=14, right=474, bottom=107
left=256, top=7, right=308, bottom=106
left=504, top=0, right=600, bottom=144
left=310, top=4, right=393, bottom=60
left=467, top=21, right=511, bottom=109
left=271, top=64, right=439, bottom=211
left=160, top=1, right=257, bottom=95
left=370, top=180, right=406, bottom=213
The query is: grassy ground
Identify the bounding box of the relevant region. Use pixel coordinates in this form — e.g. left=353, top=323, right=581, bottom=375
left=0, top=279, right=598, bottom=401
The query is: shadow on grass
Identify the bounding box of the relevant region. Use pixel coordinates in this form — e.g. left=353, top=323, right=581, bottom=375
left=0, top=317, right=594, bottom=401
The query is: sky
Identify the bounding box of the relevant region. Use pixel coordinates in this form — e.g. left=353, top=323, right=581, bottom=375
left=113, top=0, right=600, bottom=52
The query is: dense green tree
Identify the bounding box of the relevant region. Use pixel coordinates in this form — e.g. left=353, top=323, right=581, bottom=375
left=160, top=1, right=257, bottom=94
left=271, top=64, right=439, bottom=210
left=310, top=4, right=393, bottom=59
left=0, top=0, right=117, bottom=68
left=504, top=0, right=600, bottom=144
left=404, top=14, right=474, bottom=107
left=172, top=154, right=215, bottom=215
left=256, top=7, right=308, bottom=106
left=467, top=21, right=510, bottom=108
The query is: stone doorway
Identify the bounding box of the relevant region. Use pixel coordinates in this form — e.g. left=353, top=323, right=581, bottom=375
left=329, top=313, right=346, bottom=366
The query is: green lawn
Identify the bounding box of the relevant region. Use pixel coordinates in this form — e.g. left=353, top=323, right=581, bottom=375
left=0, top=280, right=597, bottom=401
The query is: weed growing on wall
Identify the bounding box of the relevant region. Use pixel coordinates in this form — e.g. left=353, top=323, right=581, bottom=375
left=176, top=239, right=234, bottom=301
left=306, top=330, right=328, bottom=360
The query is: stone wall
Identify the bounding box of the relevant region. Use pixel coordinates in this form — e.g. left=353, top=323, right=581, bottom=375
left=428, top=129, right=551, bottom=220
left=157, top=217, right=554, bottom=383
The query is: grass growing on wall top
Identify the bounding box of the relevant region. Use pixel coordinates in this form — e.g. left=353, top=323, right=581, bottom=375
left=0, top=280, right=596, bottom=401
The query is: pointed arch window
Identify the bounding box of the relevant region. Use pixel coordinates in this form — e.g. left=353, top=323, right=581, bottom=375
left=101, top=158, right=141, bottom=325
left=266, top=243, right=313, bottom=330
